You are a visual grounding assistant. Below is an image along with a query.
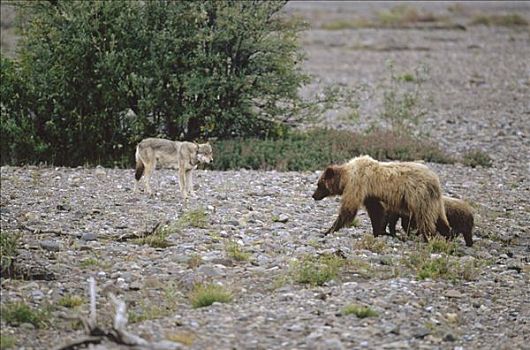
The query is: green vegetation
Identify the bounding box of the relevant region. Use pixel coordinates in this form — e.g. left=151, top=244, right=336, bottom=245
left=57, top=294, right=84, bottom=309
left=380, top=61, right=429, bottom=135
left=128, top=284, right=179, bottom=323
left=342, top=304, right=378, bottom=318
left=189, top=283, right=232, bottom=309
left=462, top=150, right=493, bottom=168
left=0, top=333, right=16, bottom=349
left=427, top=236, right=457, bottom=255
left=178, top=208, right=209, bottom=229
left=0, top=301, right=49, bottom=328
left=1, top=1, right=323, bottom=166
left=79, top=257, right=99, bottom=268
left=0, top=231, right=19, bottom=278
left=133, top=224, right=174, bottom=248
left=187, top=253, right=204, bottom=269
left=403, top=243, right=484, bottom=281
left=471, top=13, right=528, bottom=27
left=321, top=5, right=441, bottom=30
left=224, top=240, right=251, bottom=262
left=166, top=331, right=196, bottom=346
left=212, top=128, right=453, bottom=171
left=291, top=254, right=345, bottom=286
left=354, top=234, right=387, bottom=253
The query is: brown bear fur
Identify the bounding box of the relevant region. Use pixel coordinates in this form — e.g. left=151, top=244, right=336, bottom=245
left=386, top=196, right=474, bottom=246
left=312, top=155, right=451, bottom=240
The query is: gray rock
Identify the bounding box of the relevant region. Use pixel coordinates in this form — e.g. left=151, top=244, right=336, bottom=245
left=40, top=240, right=61, bottom=252
left=81, top=232, right=97, bottom=241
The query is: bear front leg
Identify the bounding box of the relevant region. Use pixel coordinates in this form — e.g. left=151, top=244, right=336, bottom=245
left=324, top=207, right=357, bottom=235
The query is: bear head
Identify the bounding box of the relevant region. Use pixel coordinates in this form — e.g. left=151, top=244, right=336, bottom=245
left=312, top=165, right=343, bottom=200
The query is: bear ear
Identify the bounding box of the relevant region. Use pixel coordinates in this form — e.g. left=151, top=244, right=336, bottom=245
left=323, top=166, right=335, bottom=179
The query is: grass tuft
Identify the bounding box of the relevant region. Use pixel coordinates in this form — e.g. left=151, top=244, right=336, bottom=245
left=224, top=240, right=251, bottom=262
left=291, top=254, right=345, bottom=286
left=178, top=208, right=209, bottom=228
left=0, top=333, right=16, bottom=349
left=354, top=234, right=386, bottom=253
left=427, top=236, right=456, bottom=255
left=57, top=294, right=84, bottom=308
left=0, top=231, right=19, bottom=277
left=342, top=304, right=378, bottom=318
left=0, top=302, right=49, bottom=328
left=189, top=283, right=232, bottom=308
left=462, top=150, right=492, bottom=168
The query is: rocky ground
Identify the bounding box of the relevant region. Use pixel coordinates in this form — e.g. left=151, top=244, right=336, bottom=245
left=1, top=2, right=530, bottom=350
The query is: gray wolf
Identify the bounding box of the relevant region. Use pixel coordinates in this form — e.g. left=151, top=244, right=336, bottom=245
left=134, top=138, right=213, bottom=198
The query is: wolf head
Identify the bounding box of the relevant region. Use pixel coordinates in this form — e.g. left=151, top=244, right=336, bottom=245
left=312, top=165, right=343, bottom=200
left=197, top=143, right=213, bottom=164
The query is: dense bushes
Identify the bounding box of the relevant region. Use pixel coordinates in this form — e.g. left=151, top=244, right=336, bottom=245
left=2, top=0, right=311, bottom=166
left=211, top=128, right=454, bottom=171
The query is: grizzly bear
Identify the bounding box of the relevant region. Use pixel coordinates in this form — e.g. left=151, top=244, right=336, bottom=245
left=312, top=155, right=450, bottom=240
left=385, top=196, right=474, bottom=246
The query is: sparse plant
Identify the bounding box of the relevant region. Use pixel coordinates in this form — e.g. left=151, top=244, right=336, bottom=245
left=57, top=294, right=84, bottom=309
left=380, top=61, right=430, bottom=135
left=427, top=236, right=456, bottom=255
left=462, top=150, right=492, bottom=168
left=471, top=13, right=528, bottom=27
left=224, top=240, right=251, bottom=262
left=133, top=224, right=175, bottom=248
left=187, top=253, right=203, bottom=269
left=178, top=208, right=209, bottom=229
left=417, top=255, right=451, bottom=280
left=0, top=333, right=16, bottom=349
left=342, top=304, right=378, bottom=318
left=0, top=301, right=49, bottom=328
left=129, top=284, right=179, bottom=323
left=0, top=231, right=19, bottom=277
left=291, top=254, right=345, bottom=286
left=354, top=234, right=386, bottom=253
left=166, top=331, right=196, bottom=346
left=189, top=283, right=232, bottom=308
left=377, top=4, right=439, bottom=27
left=79, top=257, right=98, bottom=268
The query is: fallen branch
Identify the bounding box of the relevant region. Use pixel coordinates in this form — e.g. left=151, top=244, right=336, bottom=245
left=55, top=277, right=182, bottom=350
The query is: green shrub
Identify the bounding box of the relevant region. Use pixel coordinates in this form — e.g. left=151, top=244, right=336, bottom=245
left=189, top=283, right=232, bottom=308
left=471, top=14, right=528, bottom=27
left=462, top=150, right=492, bottom=168
left=291, top=254, right=345, bottom=286
left=342, top=304, right=378, bottom=318
left=6, top=1, right=318, bottom=166
left=0, top=302, right=49, bottom=328
left=178, top=208, right=209, bottom=229
left=212, top=128, right=453, bottom=171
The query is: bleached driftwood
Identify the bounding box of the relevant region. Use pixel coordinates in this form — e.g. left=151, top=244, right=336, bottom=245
left=55, top=277, right=181, bottom=350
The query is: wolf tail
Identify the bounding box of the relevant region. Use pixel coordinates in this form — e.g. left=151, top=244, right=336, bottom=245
left=135, top=146, right=144, bottom=181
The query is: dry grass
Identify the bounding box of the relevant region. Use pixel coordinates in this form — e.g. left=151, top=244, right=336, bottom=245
left=470, top=13, right=528, bottom=27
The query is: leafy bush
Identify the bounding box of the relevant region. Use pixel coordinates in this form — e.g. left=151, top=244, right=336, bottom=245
left=212, top=128, right=454, bottom=171
left=6, top=1, right=313, bottom=166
